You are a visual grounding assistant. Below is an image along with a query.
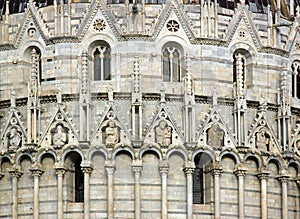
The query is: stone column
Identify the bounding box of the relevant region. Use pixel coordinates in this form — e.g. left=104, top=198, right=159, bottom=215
left=9, top=166, right=23, bottom=219
left=279, top=174, right=289, bottom=219
left=81, top=161, right=94, bottom=219
left=132, top=159, right=143, bottom=219
left=211, top=163, right=223, bottom=219
left=105, top=160, right=115, bottom=219
left=234, top=164, right=247, bottom=219
left=159, top=160, right=169, bottom=219
left=183, top=161, right=195, bottom=219
left=55, top=164, right=66, bottom=219
left=30, top=164, right=44, bottom=219
left=258, top=168, right=269, bottom=219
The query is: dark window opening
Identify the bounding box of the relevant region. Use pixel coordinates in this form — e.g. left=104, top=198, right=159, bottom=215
left=193, top=166, right=204, bottom=204
left=75, top=159, right=84, bottom=203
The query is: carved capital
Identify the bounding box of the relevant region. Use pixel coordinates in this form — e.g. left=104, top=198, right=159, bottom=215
left=257, top=167, right=270, bottom=180
left=278, top=174, right=290, bottom=183
left=234, top=163, right=247, bottom=177
left=30, top=163, right=44, bottom=177
left=54, top=163, right=66, bottom=176
left=159, top=160, right=169, bottom=175
left=183, top=161, right=195, bottom=175
left=208, top=163, right=223, bottom=176
left=105, top=160, right=115, bottom=175
left=9, top=165, right=23, bottom=178
left=132, top=159, right=143, bottom=173
left=81, top=160, right=94, bottom=174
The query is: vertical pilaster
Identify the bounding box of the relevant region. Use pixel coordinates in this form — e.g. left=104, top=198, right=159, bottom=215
left=159, top=160, right=169, bottom=219
left=234, top=164, right=247, bottom=219
left=105, top=160, right=115, bottom=219
left=9, top=167, right=23, bottom=219
left=258, top=169, right=269, bottom=219
left=55, top=164, right=66, bottom=219
left=132, top=159, right=143, bottom=219
left=81, top=162, right=93, bottom=219
left=183, top=161, right=195, bottom=219
left=279, top=174, right=289, bottom=219
left=30, top=164, right=44, bottom=219
left=211, top=163, right=222, bottom=219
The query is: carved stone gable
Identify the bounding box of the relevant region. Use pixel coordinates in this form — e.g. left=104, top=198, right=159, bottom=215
left=0, top=110, right=27, bottom=152
left=248, top=111, right=281, bottom=154
left=144, top=106, right=183, bottom=149
left=197, top=107, right=235, bottom=149
left=91, top=106, right=131, bottom=148
left=40, top=105, right=78, bottom=149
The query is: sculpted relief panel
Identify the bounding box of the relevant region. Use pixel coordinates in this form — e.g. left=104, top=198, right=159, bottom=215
left=207, top=123, right=224, bottom=148
left=155, top=120, right=172, bottom=147
left=52, top=125, right=68, bottom=148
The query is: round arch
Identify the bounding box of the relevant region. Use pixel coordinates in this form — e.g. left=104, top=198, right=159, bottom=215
left=139, top=146, right=162, bottom=160
left=61, top=147, right=84, bottom=163
left=166, top=147, right=188, bottom=161
left=112, top=146, right=135, bottom=160
left=88, top=147, right=108, bottom=161
left=243, top=152, right=263, bottom=168
left=16, top=153, right=34, bottom=165
left=219, top=150, right=241, bottom=164
left=37, top=150, right=58, bottom=164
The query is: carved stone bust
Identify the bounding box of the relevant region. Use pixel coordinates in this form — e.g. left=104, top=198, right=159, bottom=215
left=207, top=123, right=224, bottom=147
left=104, top=120, right=119, bottom=145
left=155, top=120, right=172, bottom=146
left=53, top=125, right=67, bottom=147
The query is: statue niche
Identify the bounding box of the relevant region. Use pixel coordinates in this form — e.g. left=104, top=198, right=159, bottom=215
left=52, top=125, right=68, bottom=148
left=155, top=120, right=172, bottom=147
left=7, top=127, right=22, bottom=150
left=255, top=128, right=272, bottom=152
left=102, top=120, right=119, bottom=147
left=207, top=123, right=224, bottom=148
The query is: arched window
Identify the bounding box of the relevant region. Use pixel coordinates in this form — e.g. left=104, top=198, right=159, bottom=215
left=93, top=44, right=111, bottom=81
left=64, top=152, right=84, bottom=203
left=292, top=61, right=300, bottom=99
left=193, top=153, right=213, bottom=204
left=162, top=44, right=183, bottom=82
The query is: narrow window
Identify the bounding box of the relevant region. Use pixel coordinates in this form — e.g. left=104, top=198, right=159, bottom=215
left=172, top=49, right=180, bottom=82
left=162, top=46, right=182, bottom=82
left=94, top=48, right=101, bottom=81
left=93, top=44, right=111, bottom=81
left=193, top=165, right=204, bottom=204
left=163, top=49, right=170, bottom=82
left=292, top=62, right=300, bottom=99
left=75, top=159, right=84, bottom=203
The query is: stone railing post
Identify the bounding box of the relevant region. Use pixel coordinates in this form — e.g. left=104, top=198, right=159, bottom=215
left=105, top=160, right=115, bottom=219
left=210, top=163, right=223, bottom=219
left=55, top=163, right=66, bottom=219
left=183, top=161, right=195, bottom=219
left=30, top=163, right=44, bottom=219
left=132, top=159, right=143, bottom=219
left=278, top=172, right=290, bottom=219
left=234, top=163, right=247, bottom=219
left=257, top=168, right=270, bottom=219
left=9, top=165, right=23, bottom=219
left=159, top=160, right=169, bottom=219
left=81, top=161, right=93, bottom=219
